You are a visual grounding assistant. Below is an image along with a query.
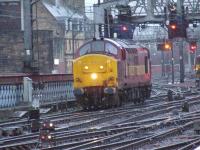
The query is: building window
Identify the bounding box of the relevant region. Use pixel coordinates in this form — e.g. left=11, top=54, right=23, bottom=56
left=8, top=2, right=19, bottom=6
left=72, top=20, right=79, bottom=31
left=79, top=21, right=83, bottom=32
left=69, top=40, right=71, bottom=51
left=66, top=20, right=72, bottom=31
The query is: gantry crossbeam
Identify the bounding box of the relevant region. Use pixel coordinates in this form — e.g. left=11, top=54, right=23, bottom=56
left=94, top=0, right=200, bottom=24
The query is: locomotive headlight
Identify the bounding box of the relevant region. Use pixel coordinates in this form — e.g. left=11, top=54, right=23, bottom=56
left=84, top=66, right=89, bottom=70
left=91, top=73, right=97, bottom=80
left=99, top=65, right=104, bottom=69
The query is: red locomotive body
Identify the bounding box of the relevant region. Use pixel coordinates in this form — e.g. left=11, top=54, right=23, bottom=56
left=115, top=39, right=151, bottom=102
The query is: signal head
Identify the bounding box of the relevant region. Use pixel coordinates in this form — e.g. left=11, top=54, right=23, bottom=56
left=121, top=25, right=128, bottom=31
left=170, top=24, right=177, bottom=30
left=190, top=41, right=197, bottom=53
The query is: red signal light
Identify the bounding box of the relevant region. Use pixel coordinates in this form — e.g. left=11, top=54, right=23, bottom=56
left=190, top=41, right=197, bottom=53
left=121, top=25, right=128, bottom=31
left=170, top=24, right=177, bottom=30
left=191, top=45, right=197, bottom=50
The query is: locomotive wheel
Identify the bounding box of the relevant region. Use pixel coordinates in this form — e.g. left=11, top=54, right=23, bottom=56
left=82, top=98, right=89, bottom=110
left=102, top=96, right=109, bottom=109
left=131, top=88, right=137, bottom=104
left=113, top=92, right=121, bottom=107
left=135, top=89, right=140, bottom=104
left=147, top=86, right=151, bottom=98
left=140, top=88, right=145, bottom=104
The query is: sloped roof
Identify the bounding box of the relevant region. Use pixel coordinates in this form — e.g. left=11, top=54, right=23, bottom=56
left=42, top=0, right=83, bottom=22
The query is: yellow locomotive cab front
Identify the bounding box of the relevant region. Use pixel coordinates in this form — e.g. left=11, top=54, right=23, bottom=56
left=73, top=54, right=118, bottom=89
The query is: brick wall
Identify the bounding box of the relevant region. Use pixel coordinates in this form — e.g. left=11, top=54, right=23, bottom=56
left=0, top=30, right=54, bottom=74
left=0, top=1, right=21, bottom=31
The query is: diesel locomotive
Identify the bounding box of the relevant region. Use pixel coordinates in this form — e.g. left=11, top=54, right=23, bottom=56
left=73, top=38, right=151, bottom=110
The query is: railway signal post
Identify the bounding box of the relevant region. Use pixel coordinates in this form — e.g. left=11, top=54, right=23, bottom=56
left=39, top=120, right=55, bottom=148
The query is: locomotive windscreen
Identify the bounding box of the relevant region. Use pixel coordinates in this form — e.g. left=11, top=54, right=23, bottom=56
left=91, top=41, right=104, bottom=52
left=80, top=44, right=91, bottom=56
left=79, top=40, right=118, bottom=56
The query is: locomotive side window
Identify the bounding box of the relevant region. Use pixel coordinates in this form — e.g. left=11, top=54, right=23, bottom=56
left=91, top=41, right=104, bottom=52
left=79, top=44, right=91, bottom=56
left=145, top=56, right=148, bottom=73
left=105, top=43, right=118, bottom=55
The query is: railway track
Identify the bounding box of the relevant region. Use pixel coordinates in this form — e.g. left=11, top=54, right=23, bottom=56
left=0, top=87, right=200, bottom=150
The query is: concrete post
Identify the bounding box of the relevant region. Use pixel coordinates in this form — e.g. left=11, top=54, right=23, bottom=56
left=177, top=0, right=185, bottom=83
left=179, top=39, right=185, bottom=83
left=161, top=51, right=165, bottom=76
left=23, top=77, right=32, bottom=104
left=171, top=44, right=175, bottom=84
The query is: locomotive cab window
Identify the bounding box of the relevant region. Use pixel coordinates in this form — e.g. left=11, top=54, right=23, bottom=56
left=79, top=43, right=91, bottom=56
left=105, top=43, right=118, bottom=55
left=91, top=41, right=104, bottom=52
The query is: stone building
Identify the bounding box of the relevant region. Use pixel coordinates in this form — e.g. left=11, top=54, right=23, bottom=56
left=32, top=0, right=94, bottom=74
left=0, top=0, right=94, bottom=74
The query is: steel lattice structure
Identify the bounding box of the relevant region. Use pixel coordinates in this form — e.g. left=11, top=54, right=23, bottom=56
left=94, top=0, right=200, bottom=24
left=93, top=0, right=200, bottom=43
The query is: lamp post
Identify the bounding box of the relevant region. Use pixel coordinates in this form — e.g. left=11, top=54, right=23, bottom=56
left=23, top=0, right=40, bottom=73
left=171, top=43, right=174, bottom=84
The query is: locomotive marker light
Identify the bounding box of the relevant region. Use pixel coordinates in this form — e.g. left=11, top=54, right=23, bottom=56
left=84, top=66, right=89, bottom=70
left=100, top=65, right=104, bottom=69
left=91, top=73, right=97, bottom=80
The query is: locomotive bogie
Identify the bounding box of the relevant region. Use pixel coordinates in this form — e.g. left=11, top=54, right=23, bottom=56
left=75, top=86, right=120, bottom=110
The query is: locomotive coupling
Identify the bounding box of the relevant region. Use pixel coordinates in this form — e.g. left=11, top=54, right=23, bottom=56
left=73, top=88, right=84, bottom=96
left=104, top=87, right=116, bottom=95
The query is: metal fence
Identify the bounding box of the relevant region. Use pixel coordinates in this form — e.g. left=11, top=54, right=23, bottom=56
left=0, top=84, right=23, bottom=108
left=0, top=74, right=74, bottom=108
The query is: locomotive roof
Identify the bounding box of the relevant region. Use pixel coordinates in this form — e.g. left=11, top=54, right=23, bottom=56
left=95, top=38, right=147, bottom=49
